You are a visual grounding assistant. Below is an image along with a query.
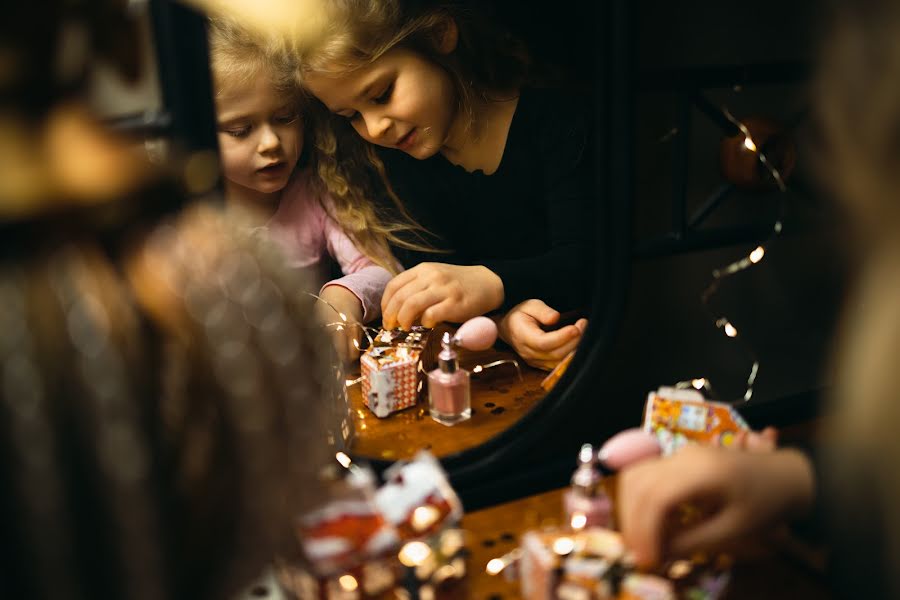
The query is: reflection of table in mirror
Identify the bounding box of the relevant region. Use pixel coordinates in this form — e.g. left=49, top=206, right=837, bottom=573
left=456, top=485, right=831, bottom=600
left=347, top=343, right=549, bottom=460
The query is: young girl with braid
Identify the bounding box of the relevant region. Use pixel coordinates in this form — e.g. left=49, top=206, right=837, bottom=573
left=208, top=18, right=429, bottom=360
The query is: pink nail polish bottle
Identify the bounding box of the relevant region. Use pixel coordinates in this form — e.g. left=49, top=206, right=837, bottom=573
left=564, top=444, right=612, bottom=529
left=427, top=332, right=471, bottom=426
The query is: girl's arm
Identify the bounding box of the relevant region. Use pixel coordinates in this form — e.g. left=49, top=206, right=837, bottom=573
left=321, top=204, right=395, bottom=324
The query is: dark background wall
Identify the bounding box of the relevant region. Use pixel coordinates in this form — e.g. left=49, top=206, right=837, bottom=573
left=471, top=0, right=847, bottom=500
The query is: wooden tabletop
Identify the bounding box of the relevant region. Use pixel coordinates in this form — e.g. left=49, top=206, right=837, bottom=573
left=347, top=343, right=549, bottom=460
left=453, top=486, right=832, bottom=600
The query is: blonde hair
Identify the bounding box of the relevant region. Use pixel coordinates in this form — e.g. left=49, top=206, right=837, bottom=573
left=817, top=2, right=900, bottom=595
left=294, top=0, right=532, bottom=132
left=306, top=107, right=442, bottom=269
left=290, top=0, right=534, bottom=264
left=208, top=16, right=298, bottom=102
left=816, top=1, right=900, bottom=247
left=209, top=16, right=434, bottom=272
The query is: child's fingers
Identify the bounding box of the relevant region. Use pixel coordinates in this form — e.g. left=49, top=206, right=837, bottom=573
left=395, top=288, right=443, bottom=329
left=525, top=324, right=582, bottom=353
left=383, top=268, right=418, bottom=305
left=618, top=464, right=672, bottom=568
left=382, top=279, right=427, bottom=328
left=619, top=451, right=725, bottom=567
left=381, top=269, right=420, bottom=320
left=574, top=318, right=588, bottom=333
left=668, top=506, right=744, bottom=560
left=420, top=299, right=458, bottom=328
left=518, top=298, right=560, bottom=325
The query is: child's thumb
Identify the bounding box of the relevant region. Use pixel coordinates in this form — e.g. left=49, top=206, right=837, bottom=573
left=525, top=299, right=559, bottom=325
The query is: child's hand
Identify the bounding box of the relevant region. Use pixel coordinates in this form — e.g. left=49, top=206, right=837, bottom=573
left=317, top=285, right=364, bottom=364
left=617, top=445, right=815, bottom=569
left=381, top=263, right=504, bottom=329
left=497, top=299, right=587, bottom=371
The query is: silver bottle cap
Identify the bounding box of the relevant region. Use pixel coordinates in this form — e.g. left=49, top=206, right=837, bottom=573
left=438, top=331, right=459, bottom=374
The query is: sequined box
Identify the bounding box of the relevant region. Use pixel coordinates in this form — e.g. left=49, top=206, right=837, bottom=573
left=360, top=326, right=438, bottom=418
left=642, top=387, right=750, bottom=455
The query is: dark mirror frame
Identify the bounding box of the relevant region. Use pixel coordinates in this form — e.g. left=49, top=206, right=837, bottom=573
left=138, top=0, right=633, bottom=509
left=441, top=0, right=635, bottom=509
left=143, top=0, right=831, bottom=512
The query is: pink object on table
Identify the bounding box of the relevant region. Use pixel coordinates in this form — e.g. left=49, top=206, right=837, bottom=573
left=452, top=316, right=498, bottom=351
left=597, top=428, right=662, bottom=470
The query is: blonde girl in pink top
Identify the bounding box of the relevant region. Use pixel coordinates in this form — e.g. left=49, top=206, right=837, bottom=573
left=208, top=18, right=427, bottom=360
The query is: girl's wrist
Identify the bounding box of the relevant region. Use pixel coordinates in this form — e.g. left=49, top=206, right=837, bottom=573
left=772, top=448, right=816, bottom=519
left=477, top=266, right=504, bottom=310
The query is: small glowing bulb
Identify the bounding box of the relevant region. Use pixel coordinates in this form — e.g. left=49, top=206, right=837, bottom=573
left=472, top=365, right=483, bottom=373
left=411, top=505, right=440, bottom=532
left=335, top=324, right=344, bottom=332
left=338, top=575, right=358, bottom=591
left=570, top=512, right=587, bottom=530
left=335, top=452, right=352, bottom=468
left=749, top=246, right=765, bottom=264
left=399, top=541, right=432, bottom=567
left=668, top=560, right=693, bottom=579
left=486, top=558, right=505, bottom=576
left=724, top=322, right=738, bottom=338
left=552, top=537, right=575, bottom=555
left=743, top=136, right=757, bottom=152
left=352, top=339, right=360, bottom=349
left=691, top=378, right=707, bottom=390
left=338, top=312, right=347, bottom=322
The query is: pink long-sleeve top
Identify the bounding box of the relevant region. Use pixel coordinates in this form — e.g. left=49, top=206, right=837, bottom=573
left=266, top=167, right=393, bottom=322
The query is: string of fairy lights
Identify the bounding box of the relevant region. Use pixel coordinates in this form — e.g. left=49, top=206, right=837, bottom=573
left=678, top=106, right=791, bottom=403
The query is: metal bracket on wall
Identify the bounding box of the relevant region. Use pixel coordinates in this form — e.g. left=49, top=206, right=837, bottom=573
left=633, top=61, right=810, bottom=258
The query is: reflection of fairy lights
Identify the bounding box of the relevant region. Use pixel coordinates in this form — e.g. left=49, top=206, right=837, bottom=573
left=440, top=529, right=465, bottom=556
left=411, top=505, right=440, bottom=532
left=552, top=537, right=575, bottom=555
left=486, top=548, right=522, bottom=575
left=486, top=558, right=505, bottom=575
left=419, top=585, right=435, bottom=600
left=338, top=574, right=358, bottom=591
left=715, top=318, right=739, bottom=339
left=471, top=358, right=523, bottom=381
left=398, top=541, right=432, bottom=567
left=335, top=452, right=352, bottom=469
left=570, top=512, right=587, bottom=530
left=433, top=564, right=459, bottom=582
left=677, top=108, right=788, bottom=403
left=668, top=560, right=693, bottom=579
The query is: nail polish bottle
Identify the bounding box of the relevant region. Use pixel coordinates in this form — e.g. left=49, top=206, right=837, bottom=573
left=564, top=444, right=612, bottom=530
left=428, top=332, right=471, bottom=426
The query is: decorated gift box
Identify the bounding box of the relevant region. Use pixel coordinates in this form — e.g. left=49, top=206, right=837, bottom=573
left=641, top=387, right=750, bottom=455
left=293, top=467, right=399, bottom=578
left=519, top=527, right=730, bottom=600
left=360, top=326, right=442, bottom=418
left=374, top=450, right=464, bottom=541
left=280, top=451, right=465, bottom=599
